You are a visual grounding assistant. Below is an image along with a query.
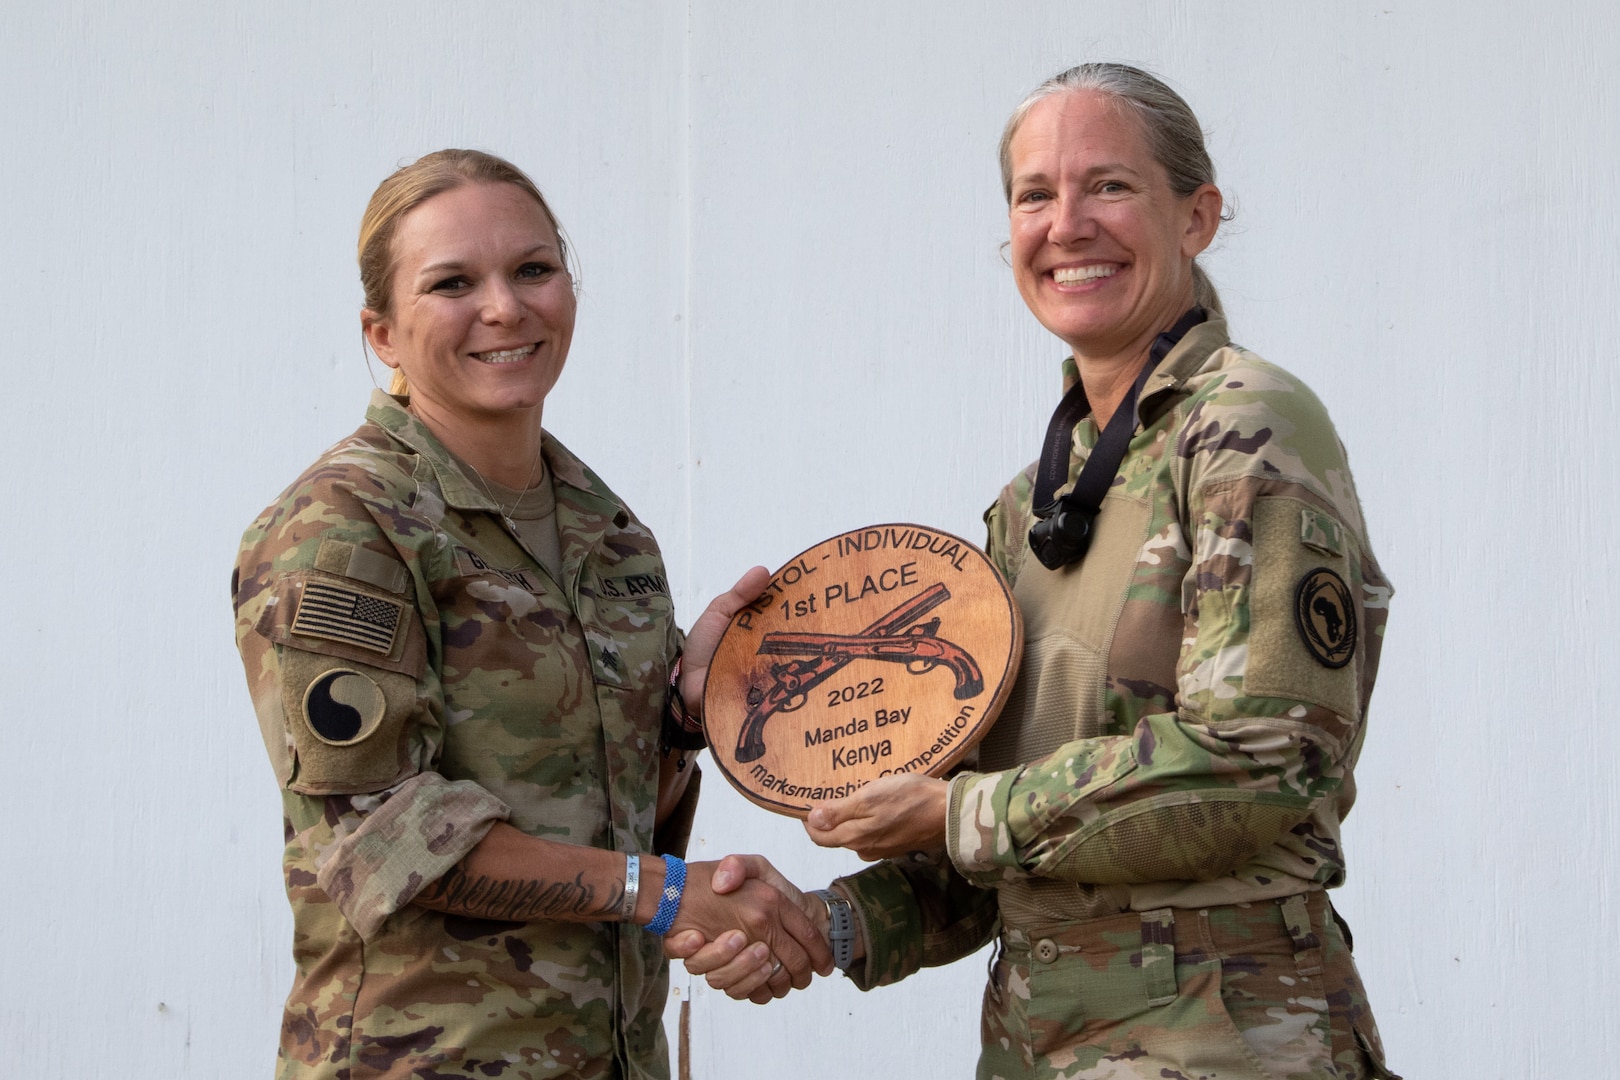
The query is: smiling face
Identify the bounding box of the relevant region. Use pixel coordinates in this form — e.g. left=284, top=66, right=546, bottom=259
left=362, top=181, right=575, bottom=426
left=1007, top=90, right=1220, bottom=361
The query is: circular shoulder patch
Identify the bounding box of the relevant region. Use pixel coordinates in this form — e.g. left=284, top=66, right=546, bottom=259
left=1293, top=568, right=1357, bottom=669
left=302, top=669, right=388, bottom=745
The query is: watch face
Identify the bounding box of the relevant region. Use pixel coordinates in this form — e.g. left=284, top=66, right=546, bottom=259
left=704, top=523, right=1023, bottom=817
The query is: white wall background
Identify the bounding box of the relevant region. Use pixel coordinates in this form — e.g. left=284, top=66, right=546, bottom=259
left=2, top=2, right=1615, bottom=1076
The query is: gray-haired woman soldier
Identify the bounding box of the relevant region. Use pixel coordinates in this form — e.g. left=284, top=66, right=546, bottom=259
left=679, top=65, right=1400, bottom=1080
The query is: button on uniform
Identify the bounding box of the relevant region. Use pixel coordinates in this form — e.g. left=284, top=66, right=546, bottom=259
left=1033, top=938, right=1060, bottom=964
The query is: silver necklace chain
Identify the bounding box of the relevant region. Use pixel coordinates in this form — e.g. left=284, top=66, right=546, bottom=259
left=409, top=403, right=542, bottom=531
left=468, top=444, right=543, bottom=532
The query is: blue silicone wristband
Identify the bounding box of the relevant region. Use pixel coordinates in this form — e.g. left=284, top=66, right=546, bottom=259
left=645, top=854, right=686, bottom=936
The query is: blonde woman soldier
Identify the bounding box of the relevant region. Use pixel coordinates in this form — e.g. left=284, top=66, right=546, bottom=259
left=233, top=149, right=830, bottom=1080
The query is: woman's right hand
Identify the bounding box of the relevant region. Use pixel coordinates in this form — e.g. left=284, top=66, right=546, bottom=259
left=665, top=855, right=832, bottom=1003
left=676, top=566, right=772, bottom=716
left=665, top=855, right=830, bottom=1003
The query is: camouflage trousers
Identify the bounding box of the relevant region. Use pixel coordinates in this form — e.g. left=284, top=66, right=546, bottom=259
left=979, top=892, right=1398, bottom=1080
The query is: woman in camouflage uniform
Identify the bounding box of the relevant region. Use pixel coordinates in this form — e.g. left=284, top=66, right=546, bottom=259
left=233, top=150, right=829, bottom=1080
left=681, top=66, right=1400, bottom=1079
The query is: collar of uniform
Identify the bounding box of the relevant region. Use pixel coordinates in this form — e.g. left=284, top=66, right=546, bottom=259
left=1054, top=315, right=1231, bottom=402
left=1053, top=316, right=1232, bottom=458
left=365, top=390, right=505, bottom=514
left=365, top=389, right=632, bottom=531
left=1140, top=315, right=1231, bottom=405
left=541, top=431, right=632, bottom=532
left=544, top=432, right=635, bottom=598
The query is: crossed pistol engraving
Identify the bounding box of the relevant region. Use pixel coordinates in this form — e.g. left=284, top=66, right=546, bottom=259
left=734, top=582, right=985, bottom=764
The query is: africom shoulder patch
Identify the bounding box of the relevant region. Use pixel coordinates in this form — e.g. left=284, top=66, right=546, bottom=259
left=291, top=579, right=404, bottom=655
left=1294, top=567, right=1356, bottom=669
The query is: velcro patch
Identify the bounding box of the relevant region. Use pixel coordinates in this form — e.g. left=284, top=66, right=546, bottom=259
left=1294, top=568, right=1356, bottom=669
left=1244, top=495, right=1360, bottom=736
left=292, top=581, right=404, bottom=654
left=302, top=668, right=387, bottom=745
left=1299, top=508, right=1344, bottom=557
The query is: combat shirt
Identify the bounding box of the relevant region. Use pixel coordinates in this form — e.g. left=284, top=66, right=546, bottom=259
left=837, top=317, right=1392, bottom=986
left=233, top=391, right=686, bottom=1080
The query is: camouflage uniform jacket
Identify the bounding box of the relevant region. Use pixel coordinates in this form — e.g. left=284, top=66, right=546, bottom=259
left=837, top=317, right=1392, bottom=987
left=233, top=391, right=687, bottom=1080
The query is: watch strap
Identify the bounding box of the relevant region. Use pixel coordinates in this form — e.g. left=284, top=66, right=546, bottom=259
left=811, top=888, right=856, bottom=972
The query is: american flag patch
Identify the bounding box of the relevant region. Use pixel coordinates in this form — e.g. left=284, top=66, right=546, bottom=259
left=291, top=581, right=403, bottom=654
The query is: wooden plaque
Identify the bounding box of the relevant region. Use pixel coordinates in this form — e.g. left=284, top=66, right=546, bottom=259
left=703, top=523, right=1023, bottom=817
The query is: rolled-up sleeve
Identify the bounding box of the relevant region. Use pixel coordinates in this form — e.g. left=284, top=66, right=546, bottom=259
left=236, top=465, right=513, bottom=941
left=312, top=772, right=509, bottom=939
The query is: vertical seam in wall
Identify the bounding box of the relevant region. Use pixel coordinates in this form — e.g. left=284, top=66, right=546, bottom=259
left=679, top=0, right=695, bottom=599
left=676, top=10, right=699, bottom=1067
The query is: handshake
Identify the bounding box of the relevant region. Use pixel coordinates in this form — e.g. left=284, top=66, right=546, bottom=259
left=654, top=567, right=958, bottom=1001
left=659, top=853, right=847, bottom=1004
left=656, top=770, right=954, bottom=1004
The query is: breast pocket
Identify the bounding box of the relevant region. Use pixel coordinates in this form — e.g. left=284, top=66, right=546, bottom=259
left=434, top=557, right=581, bottom=706
left=582, top=587, right=675, bottom=690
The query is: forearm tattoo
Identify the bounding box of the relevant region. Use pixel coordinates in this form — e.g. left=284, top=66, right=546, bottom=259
left=418, top=866, right=625, bottom=923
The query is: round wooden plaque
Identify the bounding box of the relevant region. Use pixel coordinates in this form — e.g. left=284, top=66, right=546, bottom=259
left=703, top=523, right=1023, bottom=817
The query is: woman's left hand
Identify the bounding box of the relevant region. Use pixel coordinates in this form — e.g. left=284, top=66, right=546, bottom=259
left=678, top=566, right=771, bottom=716
left=804, top=773, right=951, bottom=860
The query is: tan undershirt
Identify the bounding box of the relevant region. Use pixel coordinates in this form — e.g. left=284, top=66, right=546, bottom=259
left=485, top=465, right=565, bottom=587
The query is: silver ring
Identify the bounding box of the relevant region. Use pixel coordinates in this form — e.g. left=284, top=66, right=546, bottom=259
left=770, top=960, right=784, bottom=976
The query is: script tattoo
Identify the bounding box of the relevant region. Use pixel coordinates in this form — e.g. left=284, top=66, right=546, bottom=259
left=418, top=866, right=624, bottom=923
